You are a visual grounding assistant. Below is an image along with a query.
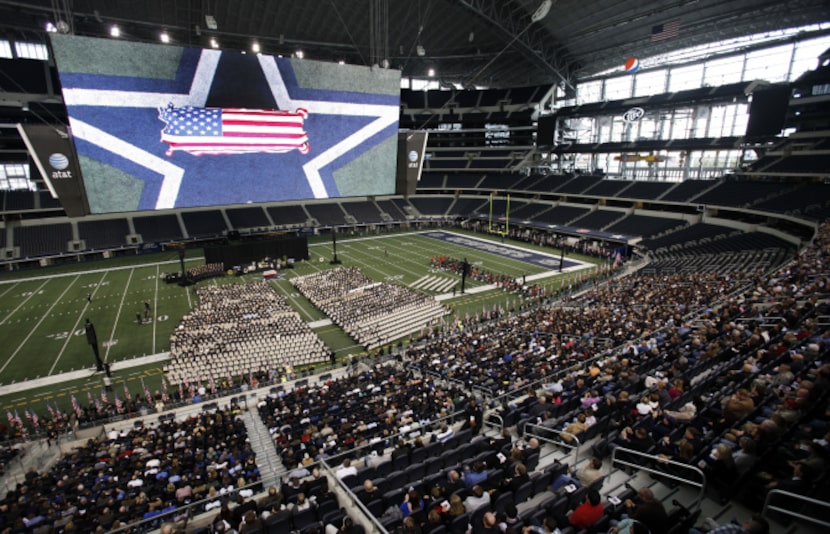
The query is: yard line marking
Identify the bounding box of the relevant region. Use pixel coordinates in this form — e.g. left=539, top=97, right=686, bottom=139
left=0, top=282, right=19, bottom=300
left=410, top=275, right=429, bottom=289
left=0, top=275, right=79, bottom=377
left=0, top=280, right=48, bottom=326
left=50, top=271, right=109, bottom=375
left=105, top=268, right=134, bottom=362
left=153, top=265, right=159, bottom=354
left=184, top=284, right=192, bottom=309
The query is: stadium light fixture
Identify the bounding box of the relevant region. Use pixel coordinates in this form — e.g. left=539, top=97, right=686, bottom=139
left=251, top=41, right=261, bottom=53
left=295, top=49, right=304, bottom=59
left=210, top=37, right=219, bottom=49
left=45, top=22, right=57, bottom=33
left=428, top=68, right=435, bottom=77
left=110, top=25, right=120, bottom=38
left=160, top=31, right=170, bottom=43
left=531, top=0, right=553, bottom=23
left=338, top=60, right=345, bottom=65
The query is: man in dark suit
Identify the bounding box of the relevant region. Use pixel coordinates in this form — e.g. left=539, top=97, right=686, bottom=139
left=464, top=399, right=484, bottom=436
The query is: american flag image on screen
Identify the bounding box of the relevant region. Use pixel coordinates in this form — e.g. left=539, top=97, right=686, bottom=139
left=159, top=104, right=310, bottom=156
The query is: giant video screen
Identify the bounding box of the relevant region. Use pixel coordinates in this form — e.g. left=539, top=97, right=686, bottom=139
left=50, top=35, right=400, bottom=213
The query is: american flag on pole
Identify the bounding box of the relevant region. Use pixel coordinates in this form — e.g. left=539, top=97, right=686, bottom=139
left=158, top=105, right=310, bottom=156
left=114, top=392, right=123, bottom=414
left=161, top=376, right=169, bottom=402
left=71, top=393, right=82, bottom=418
left=101, top=388, right=108, bottom=404
left=209, top=375, right=216, bottom=395
left=123, top=381, right=132, bottom=402
left=141, top=378, right=152, bottom=404
left=651, top=20, right=680, bottom=41
left=31, top=411, right=39, bottom=429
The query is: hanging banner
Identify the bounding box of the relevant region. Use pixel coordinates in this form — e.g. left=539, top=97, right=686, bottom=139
left=17, top=123, right=89, bottom=217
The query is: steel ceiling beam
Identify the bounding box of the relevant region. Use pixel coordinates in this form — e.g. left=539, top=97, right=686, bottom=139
left=456, top=0, right=577, bottom=91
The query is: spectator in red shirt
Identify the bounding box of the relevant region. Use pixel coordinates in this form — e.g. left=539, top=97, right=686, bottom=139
left=569, top=488, right=604, bottom=530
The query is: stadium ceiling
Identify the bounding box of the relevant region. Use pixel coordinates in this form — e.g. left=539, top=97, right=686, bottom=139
left=0, top=0, right=829, bottom=89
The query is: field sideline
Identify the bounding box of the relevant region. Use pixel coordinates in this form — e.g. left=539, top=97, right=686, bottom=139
left=0, top=229, right=600, bottom=413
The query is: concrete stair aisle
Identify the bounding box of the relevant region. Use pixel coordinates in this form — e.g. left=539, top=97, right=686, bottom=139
left=240, top=407, right=285, bottom=491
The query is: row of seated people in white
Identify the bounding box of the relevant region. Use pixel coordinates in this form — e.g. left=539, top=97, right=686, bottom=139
left=290, top=266, right=374, bottom=301
left=168, top=345, right=328, bottom=376
left=346, top=300, right=446, bottom=331
left=165, top=350, right=330, bottom=385
left=312, top=284, right=436, bottom=326
left=171, top=329, right=322, bottom=357
left=167, top=339, right=328, bottom=377
left=327, top=286, right=432, bottom=318
left=171, top=321, right=317, bottom=351
left=346, top=303, right=447, bottom=343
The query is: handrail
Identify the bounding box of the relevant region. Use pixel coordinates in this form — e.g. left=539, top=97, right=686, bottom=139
left=107, top=478, right=266, bottom=533
left=763, top=489, right=830, bottom=528
left=321, top=456, right=389, bottom=534
left=610, top=446, right=706, bottom=512
left=523, top=422, right=580, bottom=465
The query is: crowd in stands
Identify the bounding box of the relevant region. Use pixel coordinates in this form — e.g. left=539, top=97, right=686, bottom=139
left=0, top=406, right=258, bottom=532
left=167, top=282, right=330, bottom=387
left=291, top=267, right=448, bottom=345
left=258, top=366, right=467, bottom=470
left=2, top=220, right=829, bottom=533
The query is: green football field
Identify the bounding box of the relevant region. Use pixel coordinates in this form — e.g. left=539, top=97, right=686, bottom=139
left=0, top=229, right=600, bottom=413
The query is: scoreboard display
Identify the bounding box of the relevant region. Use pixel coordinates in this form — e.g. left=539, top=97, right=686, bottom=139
left=49, top=34, right=401, bottom=214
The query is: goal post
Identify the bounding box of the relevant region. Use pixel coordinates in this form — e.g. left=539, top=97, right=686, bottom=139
left=488, top=192, right=509, bottom=236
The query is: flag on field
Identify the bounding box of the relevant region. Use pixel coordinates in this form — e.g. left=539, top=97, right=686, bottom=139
left=87, top=390, right=94, bottom=406
left=123, top=381, right=132, bottom=402
left=101, top=388, right=108, bottom=404
left=209, top=375, right=216, bottom=395
left=227, top=371, right=233, bottom=388
left=7, top=410, right=14, bottom=428
left=31, top=411, right=39, bottom=429
left=141, top=378, right=152, bottom=404
left=46, top=403, right=55, bottom=420
left=71, top=393, right=82, bottom=418
left=161, top=376, right=169, bottom=402
left=159, top=105, right=310, bottom=156
left=94, top=397, right=102, bottom=414
left=114, top=392, right=123, bottom=414
left=651, top=20, right=680, bottom=41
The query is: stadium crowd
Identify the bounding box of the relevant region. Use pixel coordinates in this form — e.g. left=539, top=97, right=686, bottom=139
left=1, top=222, right=828, bottom=533
left=0, top=406, right=258, bottom=532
